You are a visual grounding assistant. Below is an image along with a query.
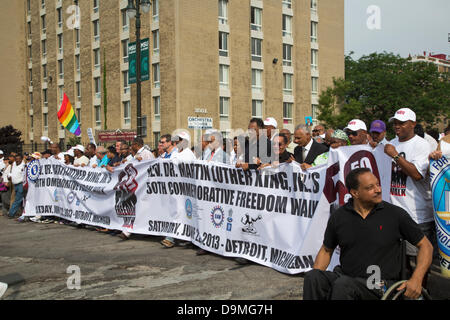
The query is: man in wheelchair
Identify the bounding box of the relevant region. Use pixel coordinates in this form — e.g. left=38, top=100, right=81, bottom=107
left=303, top=168, right=433, bottom=300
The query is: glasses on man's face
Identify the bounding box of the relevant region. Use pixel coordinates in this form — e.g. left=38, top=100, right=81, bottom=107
left=346, top=130, right=358, bottom=137
left=312, top=129, right=320, bottom=133
left=159, top=140, right=167, bottom=144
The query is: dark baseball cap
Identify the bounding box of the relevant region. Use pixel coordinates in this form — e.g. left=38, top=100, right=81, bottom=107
left=369, top=120, right=386, bottom=133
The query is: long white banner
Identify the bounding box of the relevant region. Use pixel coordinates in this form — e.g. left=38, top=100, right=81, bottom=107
left=24, top=145, right=391, bottom=274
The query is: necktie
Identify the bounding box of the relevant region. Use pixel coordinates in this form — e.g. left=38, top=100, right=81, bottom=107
left=209, top=150, right=215, bottom=161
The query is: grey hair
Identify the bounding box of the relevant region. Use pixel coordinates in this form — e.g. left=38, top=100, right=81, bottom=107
left=294, top=124, right=312, bottom=135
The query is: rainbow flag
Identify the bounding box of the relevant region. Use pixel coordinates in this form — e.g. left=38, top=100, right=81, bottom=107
left=57, top=93, right=81, bottom=136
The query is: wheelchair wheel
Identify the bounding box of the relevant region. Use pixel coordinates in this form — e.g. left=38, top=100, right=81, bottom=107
left=381, top=280, right=432, bottom=300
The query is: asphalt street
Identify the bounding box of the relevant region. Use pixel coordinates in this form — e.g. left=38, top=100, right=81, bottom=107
left=0, top=216, right=303, bottom=300
left=1, top=216, right=449, bottom=300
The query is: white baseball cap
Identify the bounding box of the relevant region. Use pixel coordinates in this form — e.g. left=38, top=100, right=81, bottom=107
left=389, top=108, right=416, bottom=122
left=65, top=149, right=75, bottom=157
left=73, top=144, right=85, bottom=153
left=344, top=119, right=367, bottom=132
left=0, top=150, right=3, bottom=155
left=173, top=131, right=191, bottom=142
left=264, top=117, right=278, bottom=129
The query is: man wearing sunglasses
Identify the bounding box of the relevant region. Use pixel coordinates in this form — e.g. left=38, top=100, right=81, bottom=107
left=344, top=119, right=369, bottom=145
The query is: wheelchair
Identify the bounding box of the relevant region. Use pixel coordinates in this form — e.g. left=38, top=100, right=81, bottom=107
left=381, top=239, right=432, bottom=300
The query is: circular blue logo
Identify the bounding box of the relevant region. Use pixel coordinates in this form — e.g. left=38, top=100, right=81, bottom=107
left=67, top=192, right=76, bottom=204
left=210, top=205, right=224, bottom=228
left=185, top=199, right=193, bottom=219
left=26, top=160, right=40, bottom=182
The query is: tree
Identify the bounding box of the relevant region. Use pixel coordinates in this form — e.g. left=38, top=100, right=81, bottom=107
left=67, top=136, right=81, bottom=147
left=317, top=52, right=450, bottom=135
left=0, top=125, right=23, bottom=146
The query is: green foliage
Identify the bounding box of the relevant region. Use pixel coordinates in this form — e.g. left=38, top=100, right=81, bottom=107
left=317, top=52, right=450, bottom=134
left=67, top=136, right=81, bottom=147
left=0, top=125, right=23, bottom=146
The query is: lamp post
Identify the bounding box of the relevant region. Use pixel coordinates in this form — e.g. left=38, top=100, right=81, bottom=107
left=126, top=0, right=151, bottom=138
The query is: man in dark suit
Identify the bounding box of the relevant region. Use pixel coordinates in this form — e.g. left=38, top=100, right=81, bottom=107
left=293, top=124, right=328, bottom=169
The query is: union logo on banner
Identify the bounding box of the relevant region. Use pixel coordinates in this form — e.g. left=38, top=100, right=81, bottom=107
left=430, top=156, right=450, bottom=278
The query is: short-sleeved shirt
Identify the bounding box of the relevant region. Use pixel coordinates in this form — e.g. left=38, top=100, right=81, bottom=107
left=323, top=200, right=424, bottom=280
left=389, top=135, right=433, bottom=224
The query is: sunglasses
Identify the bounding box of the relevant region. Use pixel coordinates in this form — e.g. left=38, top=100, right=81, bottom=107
left=312, top=129, right=320, bottom=133
left=346, top=130, right=358, bottom=137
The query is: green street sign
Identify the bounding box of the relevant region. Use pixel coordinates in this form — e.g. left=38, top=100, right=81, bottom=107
left=129, top=38, right=149, bottom=84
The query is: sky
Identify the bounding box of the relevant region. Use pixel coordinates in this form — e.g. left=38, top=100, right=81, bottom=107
left=345, top=0, right=450, bottom=59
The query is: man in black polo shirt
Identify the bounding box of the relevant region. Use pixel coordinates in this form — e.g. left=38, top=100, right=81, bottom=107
left=303, top=168, right=433, bottom=300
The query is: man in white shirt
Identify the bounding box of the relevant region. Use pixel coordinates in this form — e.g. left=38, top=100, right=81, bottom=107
left=384, top=107, right=438, bottom=259
left=263, top=117, right=278, bottom=142
left=293, top=124, right=328, bottom=170
left=73, top=145, right=90, bottom=167
left=159, top=134, right=178, bottom=159
left=50, top=143, right=65, bottom=164
left=86, top=143, right=98, bottom=167
left=7, top=154, right=25, bottom=218
left=132, top=137, right=155, bottom=161
left=1, top=155, right=12, bottom=216
left=344, top=119, right=369, bottom=146
left=171, top=131, right=196, bottom=162
left=205, top=131, right=229, bottom=164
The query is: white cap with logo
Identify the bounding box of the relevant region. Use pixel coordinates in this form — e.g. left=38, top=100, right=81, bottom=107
left=173, top=131, right=191, bottom=142
left=344, top=119, right=367, bottom=132
left=389, top=108, right=416, bottom=122
left=264, top=117, right=278, bottom=129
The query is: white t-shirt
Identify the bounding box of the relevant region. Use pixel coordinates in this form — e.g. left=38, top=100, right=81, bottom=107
left=424, top=133, right=438, bottom=152
left=172, top=148, right=196, bottom=162
left=389, top=135, right=433, bottom=224
left=50, top=153, right=65, bottom=164
left=135, top=147, right=155, bottom=161
left=74, top=155, right=90, bottom=166
left=0, top=159, right=5, bottom=174
left=440, top=140, right=450, bottom=157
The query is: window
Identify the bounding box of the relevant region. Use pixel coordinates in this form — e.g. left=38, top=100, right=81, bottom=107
left=94, top=77, right=101, bottom=98
left=57, top=7, right=63, bottom=28
left=41, top=15, right=46, bottom=34
left=282, top=15, right=292, bottom=37
left=95, top=105, right=101, bottom=126
left=75, top=54, right=80, bottom=75
left=250, top=7, right=262, bottom=31
left=141, top=115, right=148, bottom=137
left=58, top=60, right=64, bottom=79
left=311, top=0, right=317, bottom=13
left=28, top=45, right=32, bottom=62
left=152, top=30, right=159, bottom=54
left=41, top=0, right=45, bottom=9
left=30, top=93, right=33, bottom=106
left=94, top=48, right=100, bottom=69
left=122, top=10, right=129, bottom=32
left=311, top=77, right=318, bottom=96
left=123, top=101, right=131, bottom=125
left=76, top=108, right=81, bottom=125
left=93, top=20, right=100, bottom=42
left=252, top=100, right=263, bottom=118
left=282, top=0, right=292, bottom=9
left=312, top=104, right=319, bottom=120
left=122, top=39, right=129, bottom=63
left=219, top=32, right=228, bottom=57
left=219, top=97, right=229, bottom=120
left=123, top=71, right=129, bottom=93
left=152, top=0, right=159, bottom=22
left=43, top=113, right=48, bottom=131
left=218, top=0, right=228, bottom=24
left=43, top=64, right=47, bottom=80
left=283, top=44, right=292, bottom=66
left=251, top=38, right=262, bottom=62
left=93, top=0, right=99, bottom=13
left=311, top=49, right=318, bottom=70
left=153, top=132, right=160, bottom=149
left=154, top=96, right=160, bottom=121
left=58, top=85, right=64, bottom=104
left=311, top=21, right=318, bottom=43
left=43, top=89, right=48, bottom=105
left=58, top=34, right=63, bottom=54
left=283, top=73, right=293, bottom=94
left=153, top=63, right=160, bottom=88
left=30, top=115, right=34, bottom=132
left=29, top=69, right=33, bottom=86
left=75, top=29, right=80, bottom=48
left=42, top=39, right=47, bottom=58
left=283, top=102, right=293, bottom=124
left=252, top=69, right=262, bottom=93
left=76, top=82, right=81, bottom=100
left=28, top=22, right=32, bottom=37
left=27, top=0, right=31, bottom=14
left=219, top=64, right=229, bottom=89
